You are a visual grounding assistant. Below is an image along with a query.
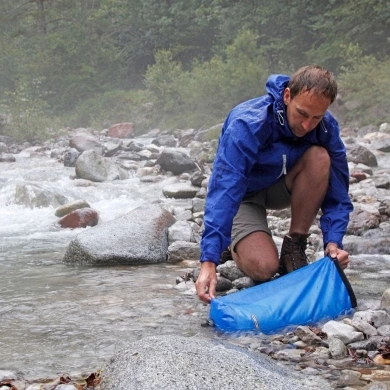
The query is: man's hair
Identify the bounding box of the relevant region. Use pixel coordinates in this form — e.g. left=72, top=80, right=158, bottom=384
left=287, top=65, right=338, bottom=104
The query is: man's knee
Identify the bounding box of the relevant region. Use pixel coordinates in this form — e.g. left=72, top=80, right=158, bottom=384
left=305, top=146, right=330, bottom=169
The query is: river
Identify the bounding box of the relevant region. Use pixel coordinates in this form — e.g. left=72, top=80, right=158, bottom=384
left=0, top=144, right=389, bottom=379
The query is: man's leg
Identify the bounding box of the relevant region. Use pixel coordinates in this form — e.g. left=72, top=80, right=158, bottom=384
left=285, top=146, right=330, bottom=234
left=280, top=146, right=330, bottom=273
left=233, top=231, right=279, bottom=282
left=232, top=146, right=330, bottom=279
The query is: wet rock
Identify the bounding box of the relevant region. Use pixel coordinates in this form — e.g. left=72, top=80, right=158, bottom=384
left=322, top=321, right=364, bottom=344
left=380, top=288, right=390, bottom=312
left=63, top=148, right=80, bottom=167
left=167, top=241, right=200, bottom=263
left=0, top=153, right=16, bottom=162
left=328, top=337, right=347, bottom=359
left=102, top=335, right=332, bottom=390
left=162, top=183, right=199, bottom=199
left=217, top=260, right=246, bottom=281
left=295, top=326, right=325, bottom=346
left=75, top=149, right=123, bottom=182
left=353, top=310, right=390, bottom=328
left=57, top=208, right=99, bottom=229
left=55, top=199, right=91, bottom=217
left=216, top=276, right=233, bottom=292
left=69, top=133, right=104, bottom=155
left=63, top=203, right=175, bottom=265
left=14, top=183, right=68, bottom=208
left=156, top=148, right=197, bottom=175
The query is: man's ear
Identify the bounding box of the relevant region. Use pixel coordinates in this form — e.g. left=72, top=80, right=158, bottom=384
left=283, top=88, right=291, bottom=105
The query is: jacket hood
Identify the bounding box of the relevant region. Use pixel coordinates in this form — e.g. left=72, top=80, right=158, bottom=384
left=265, top=74, right=293, bottom=136
left=266, top=74, right=290, bottom=102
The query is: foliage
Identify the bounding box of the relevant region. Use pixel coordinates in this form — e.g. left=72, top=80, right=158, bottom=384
left=0, top=0, right=389, bottom=142
left=338, top=57, right=390, bottom=125
left=144, top=31, right=273, bottom=129
left=66, top=88, right=153, bottom=133
left=0, top=80, right=60, bottom=143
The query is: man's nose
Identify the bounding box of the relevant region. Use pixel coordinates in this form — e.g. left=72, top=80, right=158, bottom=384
left=302, top=118, right=314, bottom=132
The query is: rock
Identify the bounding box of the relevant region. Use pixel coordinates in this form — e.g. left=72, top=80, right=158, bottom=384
left=14, top=183, right=68, bottom=208
left=75, top=149, right=122, bottom=182
left=167, top=241, right=200, bottom=263
left=380, top=288, right=390, bottom=312
left=69, top=133, right=104, bottom=154
left=295, top=326, right=325, bottom=345
left=156, top=148, right=197, bottom=175
left=57, top=208, right=99, bottom=229
left=102, top=335, right=332, bottom=390
left=217, top=260, right=246, bottom=281
left=0, top=153, right=16, bottom=162
left=377, top=324, right=390, bottom=336
left=322, top=320, right=364, bottom=344
left=63, top=203, right=175, bottom=265
left=232, top=276, right=255, bottom=290
left=216, top=275, right=233, bottom=291
left=162, top=183, right=199, bottom=199
left=168, top=220, right=197, bottom=243
left=107, top=122, right=135, bottom=138
left=151, top=134, right=177, bottom=147
left=55, top=199, right=91, bottom=217
left=351, top=318, right=378, bottom=337
left=0, top=142, right=8, bottom=153
left=347, top=145, right=378, bottom=167
left=353, top=310, right=390, bottom=328
left=63, top=148, right=81, bottom=167
left=328, top=336, right=347, bottom=359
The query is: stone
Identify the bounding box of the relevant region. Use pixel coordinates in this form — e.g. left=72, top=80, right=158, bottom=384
left=351, top=317, right=378, bottom=336
left=295, top=326, right=325, bottom=345
left=328, top=337, right=347, bottom=359
left=55, top=199, right=91, bottom=217
left=217, top=260, right=246, bottom=281
left=167, top=241, right=200, bottom=263
left=57, top=208, right=99, bottom=229
left=380, top=288, right=390, bottom=312
left=108, top=122, right=135, bottom=138
left=163, top=183, right=199, bottom=199
left=322, top=320, right=364, bottom=344
left=353, top=310, right=390, bottom=328
left=69, top=133, right=104, bottom=154
left=156, top=148, right=197, bottom=175
left=377, top=324, right=390, bottom=336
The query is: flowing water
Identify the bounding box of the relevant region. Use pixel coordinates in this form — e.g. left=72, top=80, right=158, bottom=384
left=0, top=144, right=389, bottom=379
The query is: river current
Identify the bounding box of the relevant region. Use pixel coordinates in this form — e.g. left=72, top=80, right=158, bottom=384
left=0, top=144, right=389, bottom=378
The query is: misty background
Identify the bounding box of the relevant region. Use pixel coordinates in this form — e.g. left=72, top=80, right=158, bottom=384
left=0, top=0, right=389, bottom=143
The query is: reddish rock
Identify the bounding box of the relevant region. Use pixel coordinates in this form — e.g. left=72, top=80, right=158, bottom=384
left=351, top=171, right=367, bottom=182
left=108, top=123, right=135, bottom=139
left=58, top=208, right=99, bottom=229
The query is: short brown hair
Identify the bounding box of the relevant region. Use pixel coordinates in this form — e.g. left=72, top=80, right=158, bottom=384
left=287, top=65, right=338, bottom=104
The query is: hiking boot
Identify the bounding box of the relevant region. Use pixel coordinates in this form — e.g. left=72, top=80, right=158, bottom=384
left=279, top=233, right=310, bottom=275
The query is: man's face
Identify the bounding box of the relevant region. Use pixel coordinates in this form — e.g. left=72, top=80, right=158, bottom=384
left=283, top=88, right=331, bottom=137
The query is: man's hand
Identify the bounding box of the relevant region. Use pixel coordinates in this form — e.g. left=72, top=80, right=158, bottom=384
left=195, top=261, right=217, bottom=303
left=325, top=242, right=350, bottom=270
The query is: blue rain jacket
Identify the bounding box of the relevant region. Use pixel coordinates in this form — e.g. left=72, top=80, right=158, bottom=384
left=200, top=74, right=353, bottom=264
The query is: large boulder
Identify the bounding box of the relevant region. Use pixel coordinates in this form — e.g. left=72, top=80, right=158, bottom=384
left=101, top=335, right=332, bottom=390
left=75, top=149, right=125, bottom=182
left=63, top=203, right=176, bottom=265
left=57, top=208, right=99, bottom=229
left=155, top=148, right=197, bottom=175
left=69, top=133, right=104, bottom=155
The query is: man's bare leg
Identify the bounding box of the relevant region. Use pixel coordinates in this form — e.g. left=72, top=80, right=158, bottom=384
left=232, top=231, right=279, bottom=281
left=232, top=146, right=330, bottom=280
left=285, top=146, right=330, bottom=233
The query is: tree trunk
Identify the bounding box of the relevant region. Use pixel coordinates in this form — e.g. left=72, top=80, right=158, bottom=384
left=36, top=0, right=47, bottom=34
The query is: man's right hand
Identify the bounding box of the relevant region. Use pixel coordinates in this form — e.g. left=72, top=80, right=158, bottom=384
left=195, top=261, right=217, bottom=303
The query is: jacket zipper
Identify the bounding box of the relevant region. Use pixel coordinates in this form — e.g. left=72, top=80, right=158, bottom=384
left=276, top=154, right=287, bottom=178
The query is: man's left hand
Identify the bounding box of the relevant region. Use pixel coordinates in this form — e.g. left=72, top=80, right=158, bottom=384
left=325, top=242, right=350, bottom=270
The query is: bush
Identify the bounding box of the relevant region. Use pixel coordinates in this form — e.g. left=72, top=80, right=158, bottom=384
left=65, top=89, right=153, bottom=133
left=0, top=80, right=59, bottom=143
left=338, top=56, right=390, bottom=125
left=144, top=31, right=275, bottom=130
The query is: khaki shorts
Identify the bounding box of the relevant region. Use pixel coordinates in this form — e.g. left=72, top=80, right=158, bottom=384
left=231, top=178, right=291, bottom=252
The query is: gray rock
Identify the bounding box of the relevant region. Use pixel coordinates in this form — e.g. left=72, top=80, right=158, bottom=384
left=347, top=145, right=378, bottom=167
left=217, top=260, right=246, bottom=281
left=63, top=147, right=81, bottom=167
left=322, top=321, right=364, bottom=344
left=353, top=310, right=390, bottom=328
left=167, top=241, right=200, bottom=263
left=102, top=335, right=332, bottom=390
left=75, top=149, right=123, bottom=182
left=377, top=324, right=390, bottom=336
left=380, top=288, right=390, bottom=312
left=69, top=133, right=104, bottom=154
left=351, top=318, right=378, bottom=337
left=232, top=276, right=255, bottom=290
left=216, top=275, right=233, bottom=292
left=328, top=336, right=347, bottom=359
left=55, top=199, right=91, bottom=218
left=295, top=326, right=325, bottom=345
left=163, top=182, right=199, bottom=199
left=63, top=203, right=175, bottom=265
left=156, top=148, right=197, bottom=175
left=168, top=220, right=197, bottom=243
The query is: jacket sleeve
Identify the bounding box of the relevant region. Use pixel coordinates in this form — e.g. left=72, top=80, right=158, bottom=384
left=319, top=120, right=353, bottom=249
left=200, top=118, right=261, bottom=264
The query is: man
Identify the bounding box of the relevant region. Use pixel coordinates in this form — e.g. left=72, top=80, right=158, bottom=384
left=196, top=65, right=353, bottom=304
